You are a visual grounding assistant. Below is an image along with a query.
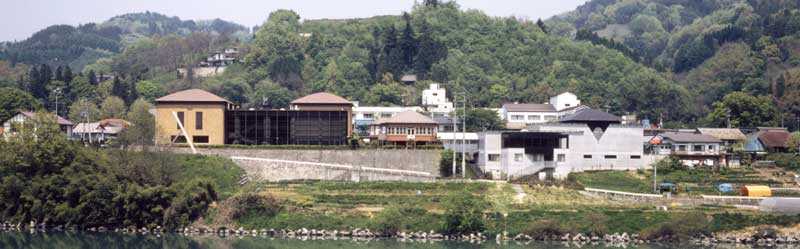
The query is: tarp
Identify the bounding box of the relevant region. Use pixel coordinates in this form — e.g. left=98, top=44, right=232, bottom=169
left=741, top=185, right=772, bottom=197
left=760, top=198, right=800, bottom=214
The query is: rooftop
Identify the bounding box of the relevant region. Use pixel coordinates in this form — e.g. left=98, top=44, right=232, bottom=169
left=502, top=103, right=556, bottom=112
left=758, top=129, right=791, bottom=149
left=291, top=92, right=352, bottom=105
left=697, top=128, right=746, bottom=141
left=156, top=89, right=231, bottom=103
left=373, top=110, right=436, bottom=125
left=661, top=132, right=722, bottom=143
left=19, top=111, right=73, bottom=126
left=560, top=108, right=621, bottom=123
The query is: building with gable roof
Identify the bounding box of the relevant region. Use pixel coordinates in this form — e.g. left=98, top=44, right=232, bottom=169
left=2, top=111, right=74, bottom=138
left=369, top=110, right=438, bottom=146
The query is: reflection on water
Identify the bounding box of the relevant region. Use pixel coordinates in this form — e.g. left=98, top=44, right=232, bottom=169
left=0, top=232, right=767, bottom=249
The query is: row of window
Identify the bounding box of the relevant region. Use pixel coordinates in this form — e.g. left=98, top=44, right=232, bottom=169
left=379, top=126, right=436, bottom=135
left=583, top=154, right=641, bottom=159
left=171, top=135, right=209, bottom=144
left=509, top=114, right=557, bottom=122
left=176, top=111, right=204, bottom=130
left=359, top=113, right=393, bottom=119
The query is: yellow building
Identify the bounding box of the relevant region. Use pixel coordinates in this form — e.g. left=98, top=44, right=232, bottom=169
left=155, top=89, right=233, bottom=145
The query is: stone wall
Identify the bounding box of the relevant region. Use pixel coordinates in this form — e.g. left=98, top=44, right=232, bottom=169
left=234, top=157, right=435, bottom=182
left=169, top=148, right=442, bottom=181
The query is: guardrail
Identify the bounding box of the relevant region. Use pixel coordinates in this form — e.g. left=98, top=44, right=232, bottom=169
left=230, top=156, right=432, bottom=177
left=583, top=188, right=663, bottom=198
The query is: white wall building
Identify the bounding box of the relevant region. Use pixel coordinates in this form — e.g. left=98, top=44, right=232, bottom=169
left=422, top=83, right=454, bottom=118
left=438, top=132, right=479, bottom=153
left=500, top=92, right=583, bottom=130
left=352, top=102, right=424, bottom=137
left=2, top=111, right=73, bottom=138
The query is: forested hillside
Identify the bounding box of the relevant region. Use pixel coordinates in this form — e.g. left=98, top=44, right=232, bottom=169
left=0, top=12, right=248, bottom=71
left=548, top=0, right=800, bottom=127
left=2, top=0, right=799, bottom=129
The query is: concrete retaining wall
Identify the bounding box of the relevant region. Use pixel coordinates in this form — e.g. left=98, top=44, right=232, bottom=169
left=233, top=157, right=435, bottom=182
left=170, top=148, right=441, bottom=175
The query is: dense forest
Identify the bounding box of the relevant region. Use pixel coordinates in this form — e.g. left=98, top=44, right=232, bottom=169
left=0, top=0, right=799, bottom=129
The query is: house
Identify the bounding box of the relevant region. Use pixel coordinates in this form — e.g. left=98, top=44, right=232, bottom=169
left=401, top=74, right=417, bottom=84
left=437, top=132, right=479, bottom=154
left=499, top=92, right=583, bottom=130
left=72, top=119, right=130, bottom=143
left=697, top=128, right=747, bottom=167
left=2, top=111, right=73, bottom=138
left=650, top=132, right=723, bottom=167
left=155, top=89, right=353, bottom=146
left=421, top=83, right=454, bottom=117
left=351, top=103, right=423, bottom=137
left=477, top=131, right=569, bottom=180
left=531, top=108, right=649, bottom=177
left=155, top=89, right=234, bottom=145
left=178, top=48, right=241, bottom=78
left=697, top=128, right=746, bottom=152
left=369, top=110, right=438, bottom=146
left=290, top=92, right=354, bottom=138
left=754, top=127, right=792, bottom=153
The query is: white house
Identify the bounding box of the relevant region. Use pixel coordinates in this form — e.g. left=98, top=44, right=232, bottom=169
left=2, top=111, right=73, bottom=138
left=648, top=131, right=723, bottom=167
left=352, top=102, right=424, bottom=137
left=477, top=131, right=569, bottom=180
left=500, top=92, right=583, bottom=130
left=421, top=83, right=454, bottom=118
left=438, top=132, right=479, bottom=153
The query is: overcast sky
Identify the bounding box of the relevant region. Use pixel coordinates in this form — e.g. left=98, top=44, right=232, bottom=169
left=1, top=0, right=586, bottom=42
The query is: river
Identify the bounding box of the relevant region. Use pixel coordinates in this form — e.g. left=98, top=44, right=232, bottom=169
left=0, top=232, right=779, bottom=249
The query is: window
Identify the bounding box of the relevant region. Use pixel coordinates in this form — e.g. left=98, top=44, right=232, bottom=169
left=514, top=153, right=523, bottom=162
left=565, top=104, right=571, bottom=107
left=528, top=115, right=541, bottom=121
left=381, top=113, right=392, bottom=118
left=604, top=155, right=617, bottom=159
left=511, top=115, right=524, bottom=121
left=708, top=145, right=715, bottom=151
left=488, top=154, right=500, bottom=162
left=170, top=135, right=187, bottom=143
left=583, top=155, right=592, bottom=159
left=176, top=112, right=184, bottom=129
left=631, top=155, right=641, bottom=159
left=678, top=145, right=686, bottom=151
left=544, top=115, right=557, bottom=121
left=693, top=145, right=703, bottom=152
left=192, top=136, right=209, bottom=143
left=557, top=154, right=566, bottom=162
left=195, top=112, right=203, bottom=130
left=363, top=113, right=374, bottom=119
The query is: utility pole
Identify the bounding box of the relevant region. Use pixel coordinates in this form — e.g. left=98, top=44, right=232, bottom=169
left=54, top=88, right=61, bottom=117
left=461, top=92, right=466, bottom=178
left=653, top=162, right=658, bottom=193
left=452, top=107, right=457, bottom=177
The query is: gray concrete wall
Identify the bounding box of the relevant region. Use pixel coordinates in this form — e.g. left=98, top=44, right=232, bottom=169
left=170, top=148, right=441, bottom=175
left=234, top=157, right=435, bottom=182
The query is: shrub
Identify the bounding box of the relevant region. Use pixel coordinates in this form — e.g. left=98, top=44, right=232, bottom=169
left=654, top=156, right=684, bottom=174
left=372, top=204, right=430, bottom=236
left=229, top=193, right=283, bottom=220
left=766, top=153, right=800, bottom=171
left=640, top=212, right=709, bottom=241
left=582, top=212, right=609, bottom=236
left=441, top=190, right=488, bottom=235
left=523, top=219, right=570, bottom=239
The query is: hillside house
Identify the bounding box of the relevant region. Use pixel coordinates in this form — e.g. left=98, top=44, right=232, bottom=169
left=72, top=119, right=130, bottom=143
left=650, top=132, right=723, bottom=167
left=369, top=110, right=438, bottom=146
left=421, top=83, right=454, bottom=117
left=352, top=103, right=423, bottom=137
left=2, top=111, right=73, bottom=138
left=745, top=127, right=792, bottom=154
left=500, top=92, right=583, bottom=130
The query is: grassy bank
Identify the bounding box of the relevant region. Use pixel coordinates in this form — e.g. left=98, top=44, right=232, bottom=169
left=205, top=180, right=800, bottom=239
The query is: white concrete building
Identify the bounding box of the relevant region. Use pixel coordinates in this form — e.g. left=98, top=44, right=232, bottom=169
left=421, top=83, right=454, bottom=118
left=437, top=132, right=479, bottom=153
left=477, top=131, right=568, bottom=180
left=500, top=92, right=583, bottom=130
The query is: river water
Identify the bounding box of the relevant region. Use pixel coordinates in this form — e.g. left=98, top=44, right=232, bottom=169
left=0, top=232, right=776, bottom=249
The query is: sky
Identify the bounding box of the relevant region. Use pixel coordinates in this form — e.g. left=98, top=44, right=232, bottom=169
left=0, top=0, right=586, bottom=42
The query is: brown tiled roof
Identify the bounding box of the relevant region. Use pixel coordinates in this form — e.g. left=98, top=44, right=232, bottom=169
left=661, top=132, right=722, bottom=143
left=503, top=103, right=556, bottom=112
left=291, top=92, right=351, bottom=105
left=758, top=129, right=790, bottom=149
left=156, top=89, right=231, bottom=103
left=20, top=111, right=73, bottom=126
left=373, top=111, right=436, bottom=125
left=697, top=128, right=746, bottom=141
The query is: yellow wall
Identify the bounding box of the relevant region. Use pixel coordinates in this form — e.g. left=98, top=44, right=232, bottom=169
left=155, top=103, right=226, bottom=145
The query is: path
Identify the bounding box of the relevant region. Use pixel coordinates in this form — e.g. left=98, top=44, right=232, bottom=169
left=511, top=184, right=526, bottom=204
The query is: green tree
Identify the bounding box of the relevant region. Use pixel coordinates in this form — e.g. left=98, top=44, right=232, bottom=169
left=460, top=108, right=504, bottom=132
left=705, top=92, right=779, bottom=128
left=248, top=80, right=294, bottom=108
left=365, top=75, right=405, bottom=106
left=246, top=10, right=305, bottom=90
left=121, top=99, right=155, bottom=147
left=68, top=98, right=101, bottom=122
left=136, top=80, right=166, bottom=102
left=399, top=12, right=417, bottom=71
left=441, top=190, right=487, bottom=235
left=100, top=96, right=127, bottom=119
left=0, top=87, right=42, bottom=121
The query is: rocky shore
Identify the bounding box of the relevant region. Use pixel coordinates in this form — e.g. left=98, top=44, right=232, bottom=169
left=5, top=221, right=800, bottom=247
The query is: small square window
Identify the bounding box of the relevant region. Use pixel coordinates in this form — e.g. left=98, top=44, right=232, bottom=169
left=557, top=154, right=566, bottom=162
left=488, top=154, right=500, bottom=162
left=583, top=155, right=592, bottom=159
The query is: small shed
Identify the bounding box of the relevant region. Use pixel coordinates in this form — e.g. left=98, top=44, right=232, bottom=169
left=760, top=198, right=800, bottom=214
left=740, top=185, right=772, bottom=197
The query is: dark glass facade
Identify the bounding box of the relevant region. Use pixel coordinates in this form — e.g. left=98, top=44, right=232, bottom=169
left=224, top=110, right=349, bottom=145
